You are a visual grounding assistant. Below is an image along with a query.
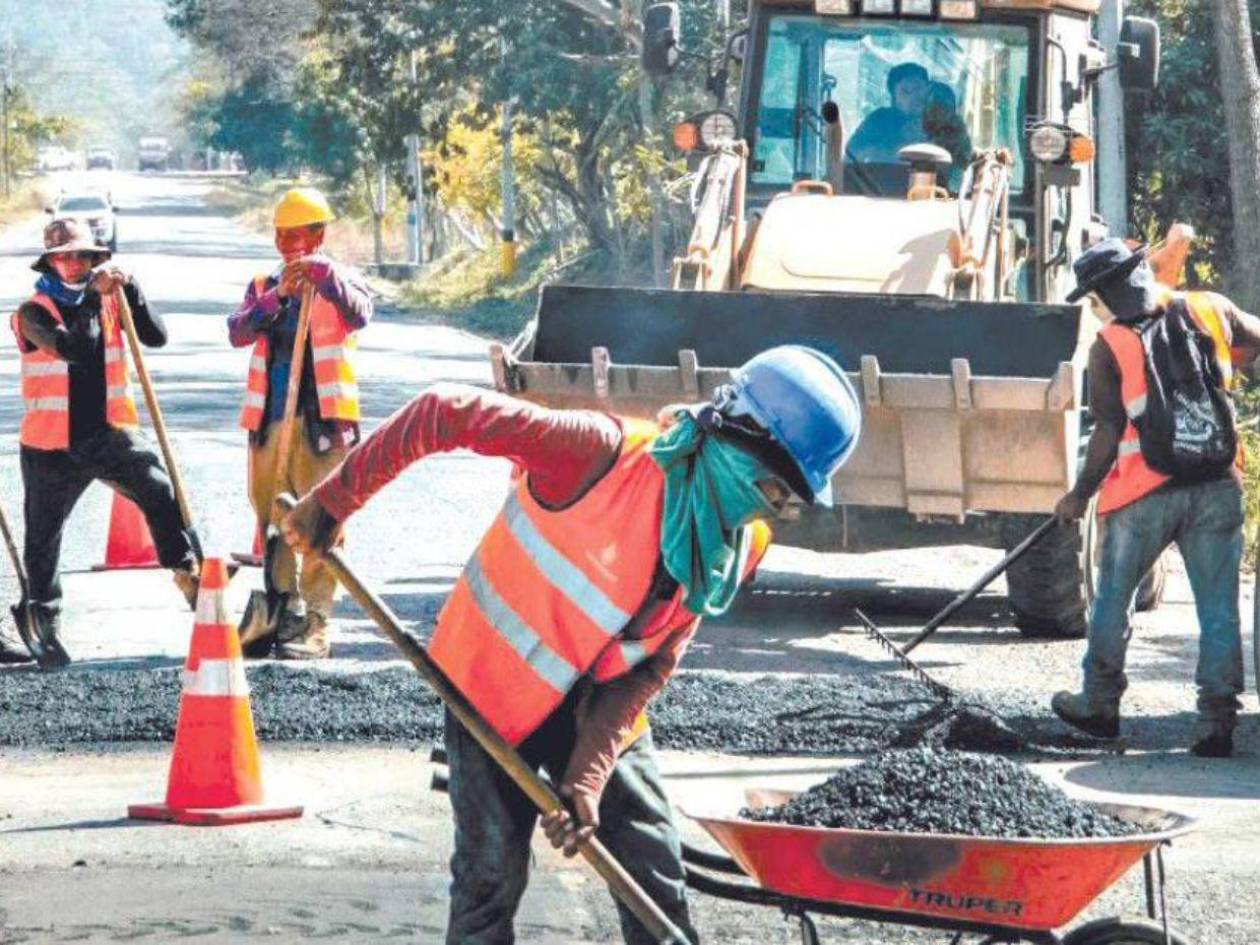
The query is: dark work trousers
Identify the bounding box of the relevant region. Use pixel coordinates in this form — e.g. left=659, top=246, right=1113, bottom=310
left=444, top=697, right=698, bottom=945
left=21, top=427, right=194, bottom=611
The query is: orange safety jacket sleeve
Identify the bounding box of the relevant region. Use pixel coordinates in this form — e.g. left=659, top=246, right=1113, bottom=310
left=313, top=383, right=623, bottom=522
left=562, top=618, right=693, bottom=802
left=1195, top=291, right=1260, bottom=368
left=16, top=282, right=165, bottom=361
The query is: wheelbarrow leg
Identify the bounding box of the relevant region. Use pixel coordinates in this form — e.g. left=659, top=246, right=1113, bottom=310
left=790, top=911, right=820, bottom=945
left=1156, top=845, right=1172, bottom=945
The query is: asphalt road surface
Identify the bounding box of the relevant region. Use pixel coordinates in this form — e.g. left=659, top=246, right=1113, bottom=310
left=1, top=172, right=1258, bottom=944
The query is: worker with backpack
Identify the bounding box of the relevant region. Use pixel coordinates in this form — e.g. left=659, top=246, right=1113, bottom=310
left=1051, top=238, right=1260, bottom=758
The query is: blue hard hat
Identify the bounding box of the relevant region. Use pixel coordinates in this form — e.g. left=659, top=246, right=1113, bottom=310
left=722, top=345, right=861, bottom=507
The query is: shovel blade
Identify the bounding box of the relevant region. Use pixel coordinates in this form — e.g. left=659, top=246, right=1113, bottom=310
left=237, top=590, right=277, bottom=658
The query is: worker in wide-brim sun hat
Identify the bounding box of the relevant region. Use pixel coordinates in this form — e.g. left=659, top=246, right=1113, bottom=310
left=278, top=344, right=862, bottom=943
left=8, top=217, right=202, bottom=670
left=227, top=187, right=373, bottom=660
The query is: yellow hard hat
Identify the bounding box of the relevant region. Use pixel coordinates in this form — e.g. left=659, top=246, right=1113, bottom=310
left=274, top=187, right=335, bottom=229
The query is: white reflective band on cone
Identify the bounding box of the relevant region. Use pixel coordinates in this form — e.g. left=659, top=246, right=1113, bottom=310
left=183, top=658, right=249, bottom=697
left=195, top=592, right=228, bottom=626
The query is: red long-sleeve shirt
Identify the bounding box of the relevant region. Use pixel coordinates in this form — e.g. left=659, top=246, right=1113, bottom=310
left=313, top=383, right=693, bottom=798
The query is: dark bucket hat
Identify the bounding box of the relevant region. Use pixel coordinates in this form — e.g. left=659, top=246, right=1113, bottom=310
left=1066, top=237, right=1148, bottom=303
left=31, top=217, right=112, bottom=273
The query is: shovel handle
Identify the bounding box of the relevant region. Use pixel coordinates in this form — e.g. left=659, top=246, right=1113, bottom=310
left=273, top=286, right=315, bottom=488
left=272, top=494, right=690, bottom=945
left=114, top=288, right=196, bottom=540
left=902, top=516, right=1059, bottom=655
left=0, top=498, right=29, bottom=596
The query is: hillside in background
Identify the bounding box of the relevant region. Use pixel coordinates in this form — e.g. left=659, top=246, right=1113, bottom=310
left=0, top=0, right=193, bottom=163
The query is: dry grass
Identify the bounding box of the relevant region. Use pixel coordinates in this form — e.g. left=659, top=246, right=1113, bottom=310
left=0, top=179, right=53, bottom=227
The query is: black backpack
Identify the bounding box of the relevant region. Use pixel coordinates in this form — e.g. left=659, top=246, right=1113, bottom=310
left=1129, top=299, right=1237, bottom=482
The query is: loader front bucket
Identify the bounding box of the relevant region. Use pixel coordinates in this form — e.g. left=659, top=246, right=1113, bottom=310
left=493, top=284, right=1087, bottom=521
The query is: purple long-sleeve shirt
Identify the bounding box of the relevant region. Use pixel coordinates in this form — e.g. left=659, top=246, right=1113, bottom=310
left=227, top=256, right=373, bottom=436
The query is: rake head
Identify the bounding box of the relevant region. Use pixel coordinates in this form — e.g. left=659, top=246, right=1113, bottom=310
left=855, top=609, right=954, bottom=700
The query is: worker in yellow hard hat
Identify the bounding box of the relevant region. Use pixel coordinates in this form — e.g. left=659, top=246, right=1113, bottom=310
left=227, top=186, right=374, bottom=659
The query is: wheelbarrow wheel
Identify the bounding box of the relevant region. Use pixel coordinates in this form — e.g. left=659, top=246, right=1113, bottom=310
left=1062, top=916, right=1193, bottom=945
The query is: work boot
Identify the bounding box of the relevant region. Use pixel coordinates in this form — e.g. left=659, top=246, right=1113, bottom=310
left=1190, top=732, right=1233, bottom=758
left=277, top=612, right=331, bottom=661
left=172, top=566, right=201, bottom=612
left=0, top=621, right=33, bottom=664
left=1051, top=690, right=1120, bottom=739
left=27, top=604, right=71, bottom=671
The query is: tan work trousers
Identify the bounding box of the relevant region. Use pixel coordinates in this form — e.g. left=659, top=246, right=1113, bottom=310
left=248, top=415, right=347, bottom=619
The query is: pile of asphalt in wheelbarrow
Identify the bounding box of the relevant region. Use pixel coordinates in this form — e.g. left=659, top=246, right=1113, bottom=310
left=742, top=748, right=1141, bottom=838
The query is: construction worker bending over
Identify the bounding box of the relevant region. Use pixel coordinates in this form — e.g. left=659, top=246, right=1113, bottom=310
left=281, top=346, right=861, bottom=944
left=9, top=219, right=201, bottom=669
left=1052, top=238, right=1260, bottom=758
left=228, top=187, right=372, bottom=660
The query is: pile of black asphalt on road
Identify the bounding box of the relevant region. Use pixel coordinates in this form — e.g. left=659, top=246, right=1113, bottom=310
left=742, top=748, right=1141, bottom=839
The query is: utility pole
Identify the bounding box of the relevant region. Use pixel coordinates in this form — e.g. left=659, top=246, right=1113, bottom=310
left=405, top=49, right=426, bottom=267
left=500, top=38, right=517, bottom=279
left=2, top=25, right=12, bottom=201
left=717, top=0, right=730, bottom=31
left=1097, top=0, right=1127, bottom=235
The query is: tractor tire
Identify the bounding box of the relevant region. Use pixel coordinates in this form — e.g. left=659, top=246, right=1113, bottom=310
left=1002, top=514, right=1089, bottom=639
left=1062, top=916, right=1192, bottom=945
left=1004, top=503, right=1170, bottom=639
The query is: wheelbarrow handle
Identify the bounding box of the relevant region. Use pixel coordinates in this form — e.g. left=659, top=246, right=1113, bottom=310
left=902, top=517, right=1059, bottom=655
left=273, top=493, right=691, bottom=945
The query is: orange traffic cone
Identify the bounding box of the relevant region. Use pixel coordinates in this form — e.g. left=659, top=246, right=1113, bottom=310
left=128, top=558, right=303, bottom=825
left=93, top=492, right=160, bottom=570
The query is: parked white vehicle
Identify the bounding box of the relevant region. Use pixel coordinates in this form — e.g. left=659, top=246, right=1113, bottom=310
left=46, top=190, right=118, bottom=252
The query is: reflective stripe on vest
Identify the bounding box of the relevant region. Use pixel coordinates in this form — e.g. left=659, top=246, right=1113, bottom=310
left=429, top=420, right=666, bottom=745
left=11, top=293, right=138, bottom=450
left=1096, top=293, right=1238, bottom=515
left=588, top=519, right=772, bottom=682
left=239, top=275, right=361, bottom=431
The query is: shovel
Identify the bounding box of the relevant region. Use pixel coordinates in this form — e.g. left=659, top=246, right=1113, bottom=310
left=114, top=287, right=203, bottom=564
left=238, top=286, right=314, bottom=655
left=273, top=492, right=692, bottom=944
left=0, top=496, right=69, bottom=669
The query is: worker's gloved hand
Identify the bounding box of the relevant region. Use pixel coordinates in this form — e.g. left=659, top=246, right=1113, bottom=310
left=280, top=256, right=332, bottom=297
left=541, top=785, right=600, bottom=858
left=91, top=266, right=129, bottom=295
left=279, top=493, right=343, bottom=555
left=1053, top=491, right=1088, bottom=526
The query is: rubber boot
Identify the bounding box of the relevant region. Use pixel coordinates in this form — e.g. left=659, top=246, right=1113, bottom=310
left=29, top=604, right=71, bottom=671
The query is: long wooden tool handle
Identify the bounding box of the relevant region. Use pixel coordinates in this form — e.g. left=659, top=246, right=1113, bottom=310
left=902, top=516, right=1058, bottom=655
left=0, top=498, right=29, bottom=597
left=114, top=288, right=194, bottom=532
left=273, top=286, right=315, bottom=490
left=273, top=493, right=690, bottom=945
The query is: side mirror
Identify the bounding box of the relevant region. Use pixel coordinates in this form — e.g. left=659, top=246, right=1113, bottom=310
left=43, top=206, right=53, bottom=215
left=729, top=32, right=747, bottom=64
left=642, top=2, right=680, bottom=77
left=1118, top=16, right=1160, bottom=92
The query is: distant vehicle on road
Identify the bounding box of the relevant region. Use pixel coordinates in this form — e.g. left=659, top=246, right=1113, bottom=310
left=137, top=136, right=171, bottom=172
left=86, top=146, right=117, bottom=170
left=36, top=145, right=78, bottom=173
left=46, top=190, right=118, bottom=252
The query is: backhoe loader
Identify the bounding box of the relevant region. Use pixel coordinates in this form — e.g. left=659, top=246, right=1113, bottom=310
left=490, top=0, right=1165, bottom=637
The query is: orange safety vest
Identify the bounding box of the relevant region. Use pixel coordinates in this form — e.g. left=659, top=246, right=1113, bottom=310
left=10, top=293, right=139, bottom=451
left=1096, top=292, right=1240, bottom=515
left=430, top=418, right=771, bottom=746
left=239, top=275, right=361, bottom=431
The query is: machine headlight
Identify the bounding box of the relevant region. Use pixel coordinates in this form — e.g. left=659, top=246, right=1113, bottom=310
left=939, top=0, right=978, bottom=18
left=1029, top=125, right=1070, bottom=163
left=698, top=111, right=738, bottom=150
left=815, top=0, right=853, bottom=12
left=860, top=0, right=895, bottom=13
left=900, top=0, right=934, bottom=16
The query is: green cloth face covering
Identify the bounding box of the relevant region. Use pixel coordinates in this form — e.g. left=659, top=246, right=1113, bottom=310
left=649, top=410, right=778, bottom=617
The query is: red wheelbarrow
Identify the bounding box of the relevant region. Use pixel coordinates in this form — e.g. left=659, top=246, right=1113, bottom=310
left=682, top=789, right=1197, bottom=945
